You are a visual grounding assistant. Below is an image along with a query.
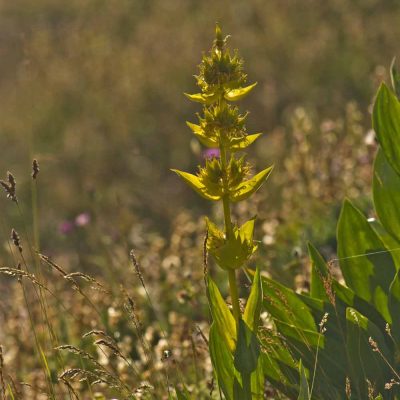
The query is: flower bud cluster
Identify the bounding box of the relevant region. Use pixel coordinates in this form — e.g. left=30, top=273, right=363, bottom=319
left=173, top=25, right=273, bottom=271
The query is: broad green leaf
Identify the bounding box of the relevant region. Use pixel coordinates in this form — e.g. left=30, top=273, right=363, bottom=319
left=333, top=280, right=388, bottom=332
left=337, top=199, right=396, bottom=322
left=250, top=356, right=265, bottom=400
left=262, top=276, right=316, bottom=331
left=209, top=323, right=235, bottom=400
left=230, top=166, right=273, bottom=202
left=346, top=308, right=392, bottom=398
left=243, top=267, right=262, bottom=332
left=389, top=271, right=400, bottom=344
left=233, top=377, right=248, bottom=400
left=234, top=319, right=260, bottom=375
left=308, top=242, right=330, bottom=302
left=274, top=321, right=323, bottom=348
left=207, top=276, right=236, bottom=351
left=373, top=83, right=400, bottom=176
left=373, top=148, right=400, bottom=244
left=260, top=352, right=299, bottom=399
left=233, top=354, right=264, bottom=400
left=297, top=360, right=310, bottom=400
left=230, top=133, right=262, bottom=151
left=369, top=218, right=400, bottom=271
left=224, top=83, right=257, bottom=101
left=171, top=169, right=221, bottom=201
left=391, top=57, right=400, bottom=99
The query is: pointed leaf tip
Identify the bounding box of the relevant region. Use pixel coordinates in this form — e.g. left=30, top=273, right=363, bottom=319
left=230, top=165, right=273, bottom=202
left=224, top=83, right=258, bottom=102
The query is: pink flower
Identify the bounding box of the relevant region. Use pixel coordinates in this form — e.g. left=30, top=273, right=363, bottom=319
left=75, top=212, right=91, bottom=227
left=203, top=148, right=220, bottom=159
left=59, top=221, right=75, bottom=235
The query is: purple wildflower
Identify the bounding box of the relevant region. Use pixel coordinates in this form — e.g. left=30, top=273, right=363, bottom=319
left=203, top=148, right=220, bottom=159
left=59, top=221, right=75, bottom=235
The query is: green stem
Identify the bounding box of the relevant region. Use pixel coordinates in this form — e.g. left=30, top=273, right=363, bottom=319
left=220, top=145, right=241, bottom=322
left=228, top=269, right=241, bottom=322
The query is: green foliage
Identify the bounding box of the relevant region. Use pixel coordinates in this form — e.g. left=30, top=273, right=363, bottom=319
left=391, top=58, right=400, bottom=100
left=206, top=217, right=257, bottom=270
left=174, top=25, right=272, bottom=398
left=373, top=83, right=400, bottom=176
left=373, top=149, right=400, bottom=244
left=297, top=360, right=311, bottom=400
left=258, top=69, right=400, bottom=399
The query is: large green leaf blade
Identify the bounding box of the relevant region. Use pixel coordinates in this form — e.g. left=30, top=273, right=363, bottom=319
left=389, top=271, right=400, bottom=344
left=262, top=276, right=316, bottom=331
left=373, top=148, right=400, bottom=244
left=369, top=218, right=400, bottom=271
left=373, top=82, right=400, bottom=176
left=308, top=242, right=330, bottom=302
left=234, top=319, right=260, bottom=376
left=297, top=360, right=311, bottom=400
left=346, top=308, right=393, bottom=398
left=243, top=267, right=262, bottom=332
left=207, top=276, right=236, bottom=352
left=337, top=199, right=396, bottom=322
left=209, top=323, right=235, bottom=400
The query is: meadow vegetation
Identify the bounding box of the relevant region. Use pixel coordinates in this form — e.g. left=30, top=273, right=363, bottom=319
left=1, top=1, right=400, bottom=399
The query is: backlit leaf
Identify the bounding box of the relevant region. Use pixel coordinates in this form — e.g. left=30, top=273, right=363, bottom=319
left=337, top=199, right=396, bottom=322
left=230, top=166, right=273, bottom=202
left=224, top=83, right=257, bottom=101
left=243, top=267, right=262, bottom=332
left=373, top=83, right=400, bottom=176
left=171, top=169, right=221, bottom=200
left=231, top=133, right=262, bottom=151
left=373, top=148, right=400, bottom=244
left=297, top=360, right=310, bottom=400
left=207, top=276, right=236, bottom=351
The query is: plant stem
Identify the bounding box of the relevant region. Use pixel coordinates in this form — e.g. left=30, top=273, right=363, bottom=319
left=220, top=146, right=241, bottom=322
left=228, top=269, right=241, bottom=322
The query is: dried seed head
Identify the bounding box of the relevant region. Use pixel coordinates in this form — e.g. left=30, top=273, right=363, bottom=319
left=16, top=262, right=21, bottom=283
left=11, top=229, right=22, bottom=253
left=0, top=172, right=17, bottom=203
left=366, top=379, right=375, bottom=399
left=369, top=337, right=379, bottom=352
left=130, top=250, right=145, bottom=288
left=319, top=312, right=329, bottom=334
left=32, top=159, right=40, bottom=179
left=385, top=378, right=400, bottom=390
left=345, top=376, right=351, bottom=398
left=7, top=172, right=16, bottom=192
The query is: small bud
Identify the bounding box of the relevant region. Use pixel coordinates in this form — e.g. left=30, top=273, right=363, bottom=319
left=214, top=23, right=224, bottom=49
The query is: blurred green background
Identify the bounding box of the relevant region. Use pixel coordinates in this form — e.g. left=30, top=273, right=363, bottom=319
left=0, top=0, right=399, bottom=276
